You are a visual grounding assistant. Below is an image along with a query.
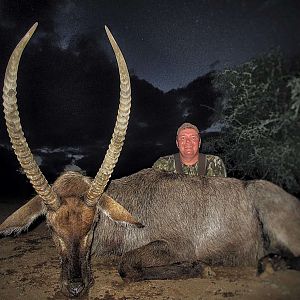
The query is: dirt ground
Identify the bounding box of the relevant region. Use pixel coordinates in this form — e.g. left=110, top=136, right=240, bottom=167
left=1, top=202, right=300, bottom=300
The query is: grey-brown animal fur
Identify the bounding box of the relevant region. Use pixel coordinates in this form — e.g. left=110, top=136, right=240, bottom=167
left=92, top=168, right=300, bottom=270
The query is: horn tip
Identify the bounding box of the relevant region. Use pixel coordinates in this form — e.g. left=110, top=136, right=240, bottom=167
left=27, top=22, right=38, bottom=37
left=104, top=25, right=111, bottom=36
left=105, top=25, right=116, bottom=42
left=32, top=22, right=38, bottom=31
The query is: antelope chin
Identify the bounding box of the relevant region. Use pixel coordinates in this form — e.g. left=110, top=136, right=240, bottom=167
left=61, top=273, right=94, bottom=298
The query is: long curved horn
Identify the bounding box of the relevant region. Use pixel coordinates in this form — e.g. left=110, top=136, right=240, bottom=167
left=86, top=26, right=131, bottom=206
left=3, top=23, right=60, bottom=211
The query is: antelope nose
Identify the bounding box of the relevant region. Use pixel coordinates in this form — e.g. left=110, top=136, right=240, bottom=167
left=68, top=281, right=85, bottom=297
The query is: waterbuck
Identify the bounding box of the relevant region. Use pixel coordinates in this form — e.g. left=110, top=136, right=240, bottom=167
left=1, top=24, right=300, bottom=298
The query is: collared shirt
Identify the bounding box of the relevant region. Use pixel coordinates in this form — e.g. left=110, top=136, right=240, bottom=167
left=152, top=154, right=227, bottom=177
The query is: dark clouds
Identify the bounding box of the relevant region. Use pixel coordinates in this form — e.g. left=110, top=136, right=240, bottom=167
left=54, top=0, right=300, bottom=91
left=1, top=1, right=300, bottom=91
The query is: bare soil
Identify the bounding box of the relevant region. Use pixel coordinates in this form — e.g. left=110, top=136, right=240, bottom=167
left=0, top=203, right=300, bottom=300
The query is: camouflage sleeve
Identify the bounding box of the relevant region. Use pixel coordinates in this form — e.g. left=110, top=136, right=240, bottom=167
left=152, top=155, right=176, bottom=173
left=205, top=155, right=227, bottom=177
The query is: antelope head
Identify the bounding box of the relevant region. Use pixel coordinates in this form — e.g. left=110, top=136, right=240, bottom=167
left=0, top=23, right=142, bottom=297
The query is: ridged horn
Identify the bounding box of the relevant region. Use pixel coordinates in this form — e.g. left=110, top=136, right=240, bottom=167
left=2, top=23, right=60, bottom=211
left=86, top=26, right=131, bottom=206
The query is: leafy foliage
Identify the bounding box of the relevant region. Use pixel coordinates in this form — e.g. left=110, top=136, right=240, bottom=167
left=213, top=52, right=300, bottom=194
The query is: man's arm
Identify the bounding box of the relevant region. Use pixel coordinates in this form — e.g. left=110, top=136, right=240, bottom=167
left=205, top=155, right=227, bottom=177
left=152, top=155, right=176, bottom=173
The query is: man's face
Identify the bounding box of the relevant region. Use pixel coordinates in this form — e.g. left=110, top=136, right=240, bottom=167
left=176, top=128, right=201, bottom=159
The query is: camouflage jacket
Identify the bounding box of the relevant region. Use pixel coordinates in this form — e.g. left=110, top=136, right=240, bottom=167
left=152, top=153, right=227, bottom=177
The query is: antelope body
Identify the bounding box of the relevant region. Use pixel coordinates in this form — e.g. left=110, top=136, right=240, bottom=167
left=1, top=24, right=300, bottom=298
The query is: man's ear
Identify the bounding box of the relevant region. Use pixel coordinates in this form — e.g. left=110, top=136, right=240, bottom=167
left=0, top=195, right=46, bottom=236
left=176, top=139, right=179, bottom=148
left=99, top=193, right=144, bottom=228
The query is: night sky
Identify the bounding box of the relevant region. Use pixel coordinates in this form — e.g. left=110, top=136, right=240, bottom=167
left=2, top=1, right=299, bottom=91
left=0, top=0, right=299, bottom=198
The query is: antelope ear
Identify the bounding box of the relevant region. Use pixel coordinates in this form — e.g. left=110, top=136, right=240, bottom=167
left=0, top=195, right=46, bottom=236
left=99, top=193, right=144, bottom=228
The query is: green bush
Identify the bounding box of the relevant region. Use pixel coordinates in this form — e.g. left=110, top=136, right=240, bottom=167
left=213, top=51, right=300, bottom=194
